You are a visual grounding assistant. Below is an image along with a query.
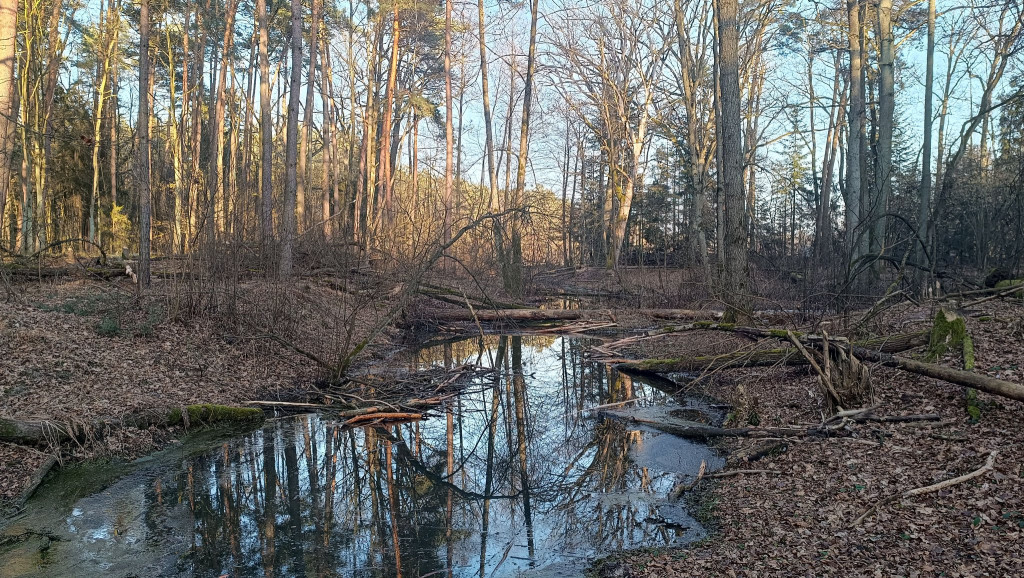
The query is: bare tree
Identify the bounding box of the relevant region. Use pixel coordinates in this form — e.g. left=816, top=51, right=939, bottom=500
left=258, top=0, right=274, bottom=244
left=280, top=0, right=303, bottom=278
left=915, top=0, right=935, bottom=275
left=138, top=0, right=152, bottom=287
left=0, top=0, right=16, bottom=235
left=845, top=0, right=866, bottom=261
left=717, top=0, right=750, bottom=321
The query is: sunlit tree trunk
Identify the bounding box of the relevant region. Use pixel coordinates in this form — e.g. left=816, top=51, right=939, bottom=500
left=208, top=0, right=237, bottom=244
left=138, top=0, right=152, bottom=287
left=443, top=0, right=455, bottom=246
left=167, top=17, right=186, bottom=253
left=506, top=0, right=541, bottom=294
left=280, top=0, right=302, bottom=277
left=0, top=0, right=15, bottom=236
left=258, top=0, right=273, bottom=245
left=377, top=3, right=399, bottom=220
left=299, top=0, right=321, bottom=233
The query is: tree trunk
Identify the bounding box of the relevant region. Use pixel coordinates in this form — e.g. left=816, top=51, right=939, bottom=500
left=872, top=0, right=894, bottom=260
left=717, top=0, right=749, bottom=322
left=377, top=3, right=399, bottom=219
left=506, top=0, right=541, bottom=296
left=258, top=0, right=274, bottom=245
left=298, top=0, right=322, bottom=233
left=280, top=0, right=303, bottom=278
left=443, top=0, right=454, bottom=245
left=0, top=0, right=15, bottom=236
left=137, top=0, right=152, bottom=287
left=846, top=0, right=865, bottom=260
left=208, top=0, right=238, bottom=245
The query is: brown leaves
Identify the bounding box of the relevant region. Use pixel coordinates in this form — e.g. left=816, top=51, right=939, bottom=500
left=627, top=301, right=1024, bottom=576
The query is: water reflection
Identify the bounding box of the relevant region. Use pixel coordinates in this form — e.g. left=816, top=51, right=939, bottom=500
left=4, top=336, right=722, bottom=577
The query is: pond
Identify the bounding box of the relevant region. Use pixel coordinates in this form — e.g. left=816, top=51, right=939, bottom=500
left=0, top=335, right=724, bottom=577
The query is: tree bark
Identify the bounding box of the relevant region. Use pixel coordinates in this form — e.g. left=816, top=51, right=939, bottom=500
left=717, top=0, right=749, bottom=322
left=916, top=0, right=936, bottom=275
left=872, top=0, right=894, bottom=260
left=298, top=0, right=322, bottom=233
left=137, top=0, right=152, bottom=287
left=258, top=0, right=274, bottom=244
left=0, top=0, right=17, bottom=237
left=280, top=0, right=303, bottom=278
left=846, top=0, right=865, bottom=260
left=851, top=346, right=1024, bottom=403
left=443, top=0, right=454, bottom=246
left=207, top=0, right=238, bottom=244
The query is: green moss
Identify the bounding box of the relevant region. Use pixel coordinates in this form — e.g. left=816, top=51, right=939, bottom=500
left=978, top=316, right=993, bottom=322
left=995, top=279, right=1024, bottom=299
left=966, top=388, right=981, bottom=423
left=963, top=334, right=975, bottom=371
left=693, top=321, right=714, bottom=329
left=927, top=309, right=966, bottom=362
left=166, top=404, right=265, bottom=428
left=717, top=323, right=736, bottom=331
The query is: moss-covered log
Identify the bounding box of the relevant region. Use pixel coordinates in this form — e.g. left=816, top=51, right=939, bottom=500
left=994, top=279, right=1023, bottom=298
left=0, top=404, right=265, bottom=446
left=615, top=330, right=929, bottom=374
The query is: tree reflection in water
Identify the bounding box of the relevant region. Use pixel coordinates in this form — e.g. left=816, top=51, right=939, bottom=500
left=30, top=336, right=721, bottom=577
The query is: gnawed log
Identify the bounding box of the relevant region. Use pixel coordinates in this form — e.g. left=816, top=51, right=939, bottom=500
left=0, top=404, right=265, bottom=446
left=615, top=330, right=929, bottom=374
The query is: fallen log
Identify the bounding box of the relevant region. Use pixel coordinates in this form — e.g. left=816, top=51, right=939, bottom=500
left=610, top=415, right=837, bottom=440
left=419, top=308, right=585, bottom=323
left=419, top=307, right=721, bottom=324
left=0, top=404, right=265, bottom=446
left=615, top=330, right=929, bottom=374
left=343, top=412, right=423, bottom=427
left=850, top=345, right=1024, bottom=403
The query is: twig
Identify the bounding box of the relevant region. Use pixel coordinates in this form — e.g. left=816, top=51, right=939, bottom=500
left=343, top=412, right=423, bottom=427
left=851, top=451, right=997, bottom=527
left=704, top=469, right=781, bottom=478
left=580, top=399, right=638, bottom=414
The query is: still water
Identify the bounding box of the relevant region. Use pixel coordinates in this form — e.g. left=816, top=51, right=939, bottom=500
left=0, top=336, right=723, bottom=577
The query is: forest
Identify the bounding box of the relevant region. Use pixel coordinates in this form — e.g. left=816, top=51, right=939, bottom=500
left=0, top=0, right=1023, bottom=576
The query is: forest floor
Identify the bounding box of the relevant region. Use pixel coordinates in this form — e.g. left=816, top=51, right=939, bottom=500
left=0, top=263, right=406, bottom=510
left=606, top=299, right=1024, bottom=576
left=3, top=262, right=1023, bottom=577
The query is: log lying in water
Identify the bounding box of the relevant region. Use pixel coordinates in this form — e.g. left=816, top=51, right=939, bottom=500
left=606, top=414, right=838, bottom=440
left=616, top=330, right=929, bottom=374
left=419, top=308, right=720, bottom=323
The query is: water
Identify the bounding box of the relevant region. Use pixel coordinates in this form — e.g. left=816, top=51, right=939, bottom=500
left=0, top=335, right=723, bottom=577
